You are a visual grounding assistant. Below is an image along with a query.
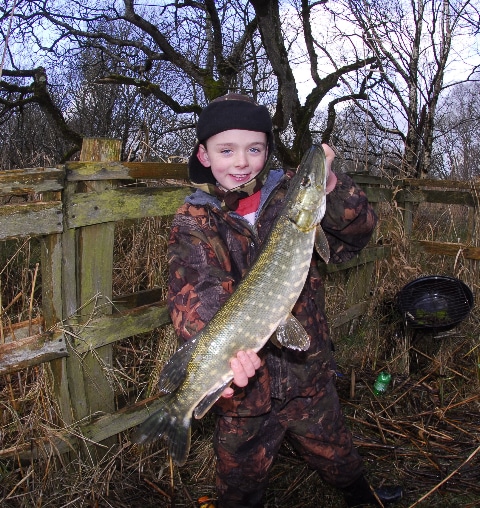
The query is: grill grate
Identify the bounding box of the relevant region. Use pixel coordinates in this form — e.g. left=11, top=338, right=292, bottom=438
left=396, top=276, right=474, bottom=332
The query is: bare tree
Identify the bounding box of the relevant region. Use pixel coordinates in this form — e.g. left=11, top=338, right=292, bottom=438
left=248, top=0, right=376, bottom=165
left=0, top=0, right=375, bottom=167
left=335, top=0, right=480, bottom=178
left=433, top=82, right=480, bottom=180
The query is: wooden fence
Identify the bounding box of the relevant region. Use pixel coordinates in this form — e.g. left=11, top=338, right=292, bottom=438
left=1, top=138, right=478, bottom=462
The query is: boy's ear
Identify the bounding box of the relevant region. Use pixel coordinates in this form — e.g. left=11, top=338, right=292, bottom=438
left=197, top=144, right=211, bottom=167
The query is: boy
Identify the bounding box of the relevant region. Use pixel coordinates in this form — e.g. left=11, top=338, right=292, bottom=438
left=167, top=93, right=402, bottom=507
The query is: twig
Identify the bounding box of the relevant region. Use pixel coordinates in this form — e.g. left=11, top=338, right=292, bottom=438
left=408, top=443, right=480, bottom=507
left=169, top=454, right=175, bottom=507
left=370, top=402, right=387, bottom=445
left=144, top=478, right=171, bottom=500
left=0, top=291, right=23, bottom=317
left=1, top=467, right=34, bottom=501
left=381, top=371, right=434, bottom=413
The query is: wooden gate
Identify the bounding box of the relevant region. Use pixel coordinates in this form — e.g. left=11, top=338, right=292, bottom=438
left=1, top=138, right=477, bottom=462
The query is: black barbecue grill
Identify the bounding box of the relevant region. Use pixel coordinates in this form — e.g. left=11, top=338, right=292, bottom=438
left=396, top=276, right=474, bottom=332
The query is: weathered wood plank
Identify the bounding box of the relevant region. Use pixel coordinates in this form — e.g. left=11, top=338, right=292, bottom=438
left=72, top=138, right=120, bottom=457
left=113, top=287, right=164, bottom=310
left=66, top=186, right=190, bottom=227
left=397, top=188, right=475, bottom=207
left=350, top=174, right=476, bottom=207
left=0, top=303, right=171, bottom=374
left=3, top=395, right=165, bottom=461
left=40, top=231, right=74, bottom=422
left=319, top=245, right=390, bottom=275
left=413, top=240, right=480, bottom=260
left=350, top=174, right=475, bottom=191
left=406, top=178, right=475, bottom=190
left=0, top=331, right=68, bottom=375
left=69, top=302, right=171, bottom=353
left=347, top=173, right=391, bottom=187
left=0, top=167, right=64, bottom=194
left=0, top=201, right=63, bottom=240
left=65, top=161, right=189, bottom=181
left=331, top=301, right=369, bottom=329
left=40, top=233, right=64, bottom=326
left=363, top=187, right=395, bottom=204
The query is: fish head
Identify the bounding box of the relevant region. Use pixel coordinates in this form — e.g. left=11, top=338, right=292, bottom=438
left=286, top=145, right=327, bottom=232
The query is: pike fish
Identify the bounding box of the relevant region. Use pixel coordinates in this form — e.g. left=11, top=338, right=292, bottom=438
left=132, top=145, right=330, bottom=465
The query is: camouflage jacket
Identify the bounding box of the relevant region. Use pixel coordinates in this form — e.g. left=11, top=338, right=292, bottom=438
left=167, top=169, right=377, bottom=417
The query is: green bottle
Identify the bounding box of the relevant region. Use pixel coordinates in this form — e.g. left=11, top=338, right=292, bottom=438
left=373, top=371, right=391, bottom=395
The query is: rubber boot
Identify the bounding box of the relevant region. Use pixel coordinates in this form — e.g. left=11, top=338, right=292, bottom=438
left=340, top=475, right=403, bottom=507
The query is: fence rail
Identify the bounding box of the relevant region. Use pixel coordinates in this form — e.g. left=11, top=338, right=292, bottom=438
left=1, top=138, right=478, bottom=462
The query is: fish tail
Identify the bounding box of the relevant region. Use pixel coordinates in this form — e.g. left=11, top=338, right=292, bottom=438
left=131, top=395, right=192, bottom=466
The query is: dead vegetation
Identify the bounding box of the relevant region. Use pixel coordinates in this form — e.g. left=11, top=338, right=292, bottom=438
left=1, top=198, right=479, bottom=507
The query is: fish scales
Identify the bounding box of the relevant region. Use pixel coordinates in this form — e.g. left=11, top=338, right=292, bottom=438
left=132, top=145, right=328, bottom=465
left=181, top=215, right=313, bottom=395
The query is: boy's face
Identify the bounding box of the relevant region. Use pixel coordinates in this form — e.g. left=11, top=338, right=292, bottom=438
left=196, top=129, right=268, bottom=190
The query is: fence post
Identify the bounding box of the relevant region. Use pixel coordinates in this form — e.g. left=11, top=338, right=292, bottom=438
left=41, top=232, right=74, bottom=424
left=402, top=180, right=413, bottom=237
left=63, top=138, right=121, bottom=460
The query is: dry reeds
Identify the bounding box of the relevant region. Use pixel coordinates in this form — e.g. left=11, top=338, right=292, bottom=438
left=1, top=193, right=479, bottom=506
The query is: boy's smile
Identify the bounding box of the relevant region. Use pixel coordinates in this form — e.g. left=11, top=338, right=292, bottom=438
left=196, top=129, right=268, bottom=191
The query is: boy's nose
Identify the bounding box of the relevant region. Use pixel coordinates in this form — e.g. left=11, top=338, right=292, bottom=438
left=234, top=152, right=248, bottom=168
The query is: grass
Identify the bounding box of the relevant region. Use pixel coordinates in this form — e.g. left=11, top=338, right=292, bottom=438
left=1, top=193, right=479, bottom=507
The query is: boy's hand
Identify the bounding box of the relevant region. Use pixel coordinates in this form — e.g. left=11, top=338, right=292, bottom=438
left=322, top=143, right=337, bottom=194
left=221, top=350, right=262, bottom=398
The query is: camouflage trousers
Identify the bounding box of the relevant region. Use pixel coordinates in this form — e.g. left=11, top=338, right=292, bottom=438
left=213, top=378, right=364, bottom=508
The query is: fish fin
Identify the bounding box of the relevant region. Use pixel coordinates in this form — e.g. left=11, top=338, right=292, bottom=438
left=315, top=226, right=330, bottom=263
left=275, top=313, right=311, bottom=351
left=158, top=335, right=200, bottom=393
left=269, top=333, right=283, bottom=349
left=193, top=379, right=232, bottom=419
left=170, top=423, right=192, bottom=466
left=131, top=394, right=192, bottom=466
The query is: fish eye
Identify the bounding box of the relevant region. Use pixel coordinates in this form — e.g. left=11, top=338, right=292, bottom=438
left=301, top=176, right=311, bottom=187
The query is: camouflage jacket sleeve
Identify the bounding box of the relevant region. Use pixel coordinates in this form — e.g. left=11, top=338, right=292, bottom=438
left=167, top=205, right=236, bottom=342
left=321, top=172, right=378, bottom=264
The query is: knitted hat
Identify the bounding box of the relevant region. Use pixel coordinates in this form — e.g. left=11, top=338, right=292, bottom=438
left=188, top=93, right=274, bottom=186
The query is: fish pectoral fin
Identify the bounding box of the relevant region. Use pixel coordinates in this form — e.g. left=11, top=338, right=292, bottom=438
left=275, top=313, right=311, bottom=351
left=158, top=335, right=200, bottom=393
left=269, top=333, right=283, bottom=349
left=315, top=226, right=330, bottom=263
left=193, top=379, right=233, bottom=420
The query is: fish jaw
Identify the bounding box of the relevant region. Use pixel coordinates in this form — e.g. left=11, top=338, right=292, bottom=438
left=287, top=145, right=327, bottom=232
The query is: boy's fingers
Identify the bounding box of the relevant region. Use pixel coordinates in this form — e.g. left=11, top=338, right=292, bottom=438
left=245, top=349, right=261, bottom=369
left=236, top=351, right=253, bottom=376
left=230, top=357, right=249, bottom=387
left=221, top=386, right=234, bottom=398
left=230, top=350, right=261, bottom=388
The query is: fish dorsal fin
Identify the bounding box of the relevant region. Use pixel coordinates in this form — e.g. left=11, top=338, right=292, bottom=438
left=315, top=226, right=330, bottom=263
left=193, top=379, right=232, bottom=419
left=275, top=313, right=310, bottom=351
left=158, top=335, right=200, bottom=393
